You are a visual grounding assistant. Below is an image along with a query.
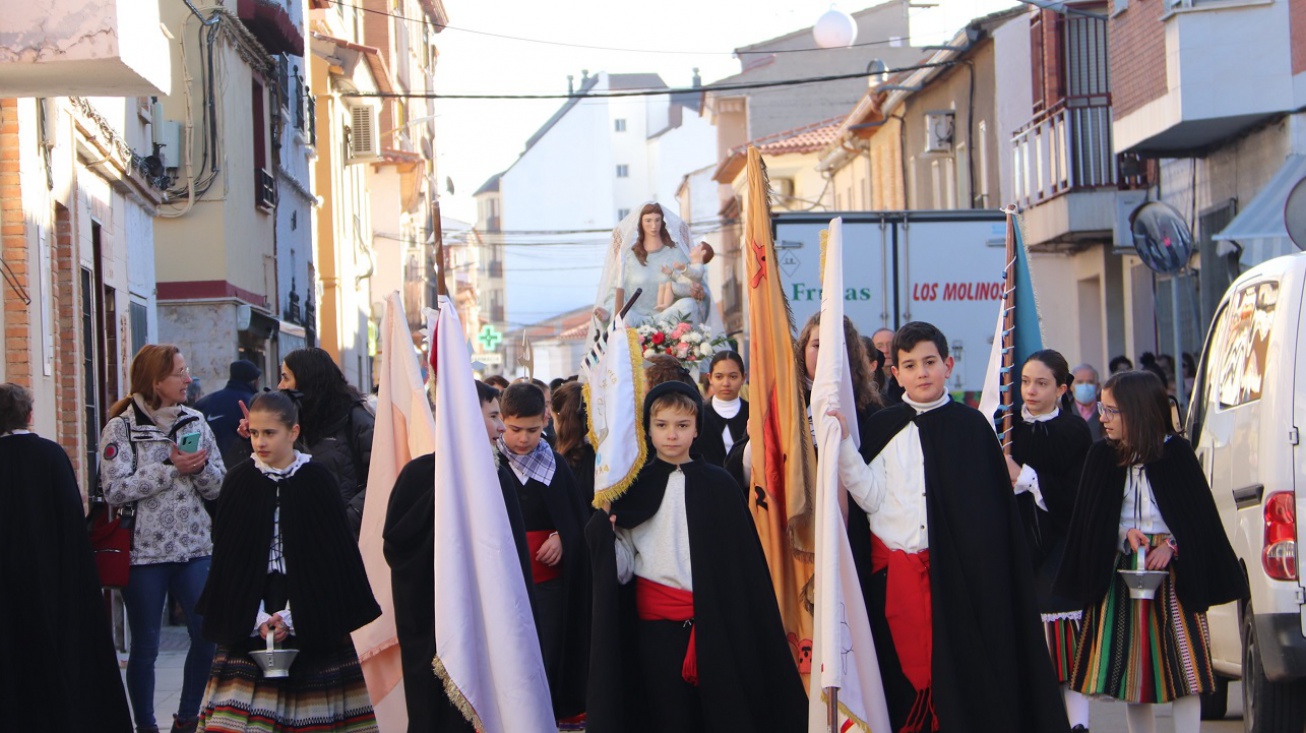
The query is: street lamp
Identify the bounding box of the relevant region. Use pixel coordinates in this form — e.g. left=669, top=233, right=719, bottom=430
left=813, top=7, right=858, bottom=49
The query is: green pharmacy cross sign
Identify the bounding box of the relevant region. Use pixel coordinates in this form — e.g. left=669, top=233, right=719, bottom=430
left=477, top=325, right=503, bottom=352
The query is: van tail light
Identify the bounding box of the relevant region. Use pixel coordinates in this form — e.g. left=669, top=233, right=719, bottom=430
left=1263, top=492, right=1298, bottom=581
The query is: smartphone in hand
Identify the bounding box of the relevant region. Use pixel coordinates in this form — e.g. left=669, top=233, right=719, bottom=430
left=176, top=432, right=202, bottom=454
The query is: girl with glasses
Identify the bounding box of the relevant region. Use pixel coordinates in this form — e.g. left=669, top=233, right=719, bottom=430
left=1056, top=370, right=1246, bottom=733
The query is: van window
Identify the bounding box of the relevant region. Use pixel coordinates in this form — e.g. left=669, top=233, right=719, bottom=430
left=1209, top=280, right=1278, bottom=409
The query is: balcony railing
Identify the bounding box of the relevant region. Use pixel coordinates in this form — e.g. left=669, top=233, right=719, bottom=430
left=1012, top=96, right=1116, bottom=210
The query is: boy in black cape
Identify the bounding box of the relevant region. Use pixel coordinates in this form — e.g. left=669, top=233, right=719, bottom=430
left=382, top=381, right=533, bottom=733
left=833, top=322, right=1069, bottom=733
left=496, top=382, right=591, bottom=723
left=585, top=380, right=807, bottom=733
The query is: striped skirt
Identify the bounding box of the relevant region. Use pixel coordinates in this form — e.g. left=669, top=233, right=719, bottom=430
left=1043, top=615, right=1082, bottom=684
left=1069, top=544, right=1216, bottom=704
left=197, top=640, right=378, bottom=733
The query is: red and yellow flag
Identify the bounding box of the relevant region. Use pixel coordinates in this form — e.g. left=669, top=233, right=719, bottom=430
left=744, top=146, right=817, bottom=682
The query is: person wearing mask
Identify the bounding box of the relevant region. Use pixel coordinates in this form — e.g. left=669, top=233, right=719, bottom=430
left=195, top=359, right=262, bottom=469
left=1, top=383, right=133, bottom=733
left=1070, top=363, right=1104, bottom=442
left=100, top=344, right=225, bottom=733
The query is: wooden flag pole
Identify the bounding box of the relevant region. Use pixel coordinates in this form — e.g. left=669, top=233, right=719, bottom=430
left=825, top=687, right=839, bottom=733
left=999, top=208, right=1017, bottom=456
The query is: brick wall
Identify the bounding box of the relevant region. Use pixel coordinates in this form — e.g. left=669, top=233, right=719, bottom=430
left=1, top=99, right=30, bottom=388
left=1292, top=0, right=1306, bottom=75
left=52, top=203, right=84, bottom=477
left=1110, top=0, right=1169, bottom=118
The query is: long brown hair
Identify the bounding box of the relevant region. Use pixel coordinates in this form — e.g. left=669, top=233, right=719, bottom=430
left=632, top=202, right=675, bottom=267
left=550, top=381, right=590, bottom=468
left=1102, top=369, right=1174, bottom=465
left=796, top=313, right=881, bottom=412
left=110, top=344, right=182, bottom=417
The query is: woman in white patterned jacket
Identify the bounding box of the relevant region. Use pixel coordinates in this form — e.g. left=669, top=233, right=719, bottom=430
left=99, top=344, right=225, bottom=733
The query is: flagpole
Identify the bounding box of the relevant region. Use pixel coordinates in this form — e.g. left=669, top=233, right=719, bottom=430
left=999, top=207, right=1017, bottom=455
left=825, top=687, right=839, bottom=732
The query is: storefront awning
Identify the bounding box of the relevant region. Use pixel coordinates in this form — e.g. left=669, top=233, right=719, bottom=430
left=1214, top=154, right=1306, bottom=267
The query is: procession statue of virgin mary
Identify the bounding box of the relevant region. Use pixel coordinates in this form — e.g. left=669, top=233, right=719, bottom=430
left=590, top=202, right=717, bottom=341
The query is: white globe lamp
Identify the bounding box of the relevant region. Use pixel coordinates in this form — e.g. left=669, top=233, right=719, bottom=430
left=813, top=7, right=858, bottom=49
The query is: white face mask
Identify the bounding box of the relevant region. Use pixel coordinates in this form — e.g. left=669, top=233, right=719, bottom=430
left=1073, top=383, right=1097, bottom=405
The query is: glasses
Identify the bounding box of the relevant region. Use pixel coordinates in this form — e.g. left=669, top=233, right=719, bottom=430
left=169, top=367, right=192, bottom=379
left=1096, top=401, right=1121, bottom=419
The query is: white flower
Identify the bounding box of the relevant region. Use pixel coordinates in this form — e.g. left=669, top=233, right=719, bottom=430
left=684, top=331, right=703, bottom=344
left=643, top=348, right=656, bottom=358
left=699, top=342, right=714, bottom=357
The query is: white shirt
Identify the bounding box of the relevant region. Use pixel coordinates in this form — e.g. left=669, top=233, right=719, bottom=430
left=712, top=396, right=742, bottom=453
left=614, top=465, right=693, bottom=590
left=1119, top=463, right=1170, bottom=548
left=249, top=451, right=311, bottom=635
left=1012, top=405, right=1058, bottom=512
left=837, top=393, right=951, bottom=553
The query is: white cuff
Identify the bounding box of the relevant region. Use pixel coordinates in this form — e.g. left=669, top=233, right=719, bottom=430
left=1013, top=464, right=1047, bottom=512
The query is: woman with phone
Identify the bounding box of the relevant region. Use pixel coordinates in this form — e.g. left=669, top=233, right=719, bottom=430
left=100, top=344, right=226, bottom=733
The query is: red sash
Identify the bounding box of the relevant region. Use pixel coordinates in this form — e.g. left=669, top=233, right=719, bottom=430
left=635, top=577, right=698, bottom=686
left=870, top=533, right=937, bottom=733
left=525, top=530, right=562, bottom=584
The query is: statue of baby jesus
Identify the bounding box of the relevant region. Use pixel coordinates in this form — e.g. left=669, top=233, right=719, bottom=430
left=655, top=241, right=714, bottom=315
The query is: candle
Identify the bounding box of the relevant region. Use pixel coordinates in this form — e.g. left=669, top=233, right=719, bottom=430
left=1137, top=543, right=1147, bottom=570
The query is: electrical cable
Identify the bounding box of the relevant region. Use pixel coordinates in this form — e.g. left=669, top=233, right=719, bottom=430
left=343, top=60, right=955, bottom=100
left=326, top=0, right=917, bottom=56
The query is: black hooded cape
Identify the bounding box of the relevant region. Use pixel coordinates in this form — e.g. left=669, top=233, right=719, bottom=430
left=585, top=380, right=807, bottom=733
left=383, top=453, right=533, bottom=733
left=1054, top=437, right=1247, bottom=613
left=498, top=453, right=592, bottom=718
left=0, top=434, right=132, bottom=733
left=198, top=460, right=380, bottom=648
left=692, top=398, right=749, bottom=467
left=1009, top=409, right=1093, bottom=615
left=846, top=400, right=1069, bottom=733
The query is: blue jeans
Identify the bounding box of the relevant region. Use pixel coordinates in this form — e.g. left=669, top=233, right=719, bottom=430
left=121, top=557, right=216, bottom=728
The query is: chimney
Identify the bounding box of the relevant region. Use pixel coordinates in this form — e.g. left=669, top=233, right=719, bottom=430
left=582, top=69, right=590, bottom=83
left=567, top=74, right=574, bottom=94
left=692, top=67, right=702, bottom=88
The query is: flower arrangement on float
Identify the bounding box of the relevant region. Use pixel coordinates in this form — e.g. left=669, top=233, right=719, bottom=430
left=635, top=321, right=728, bottom=367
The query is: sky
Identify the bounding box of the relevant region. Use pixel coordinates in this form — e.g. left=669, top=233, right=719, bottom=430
left=431, top=0, right=1020, bottom=225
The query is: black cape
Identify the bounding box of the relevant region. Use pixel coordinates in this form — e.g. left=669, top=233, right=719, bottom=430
left=1055, top=437, right=1247, bottom=613
left=498, top=454, right=592, bottom=718
left=847, top=401, right=1070, bottom=733
left=585, top=458, right=808, bottom=733
left=383, top=454, right=533, bottom=733
left=692, top=398, right=749, bottom=467
left=1009, top=409, right=1092, bottom=615
left=199, top=460, right=380, bottom=647
left=0, top=434, right=132, bottom=733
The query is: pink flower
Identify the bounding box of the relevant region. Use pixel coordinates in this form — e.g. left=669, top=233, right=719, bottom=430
left=674, top=343, right=690, bottom=359
left=671, top=322, right=692, bottom=339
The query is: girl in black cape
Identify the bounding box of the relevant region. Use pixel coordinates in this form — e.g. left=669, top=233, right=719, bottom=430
left=1003, top=350, right=1093, bottom=731
left=691, top=350, right=748, bottom=468
left=196, top=391, right=381, bottom=732
left=585, top=381, right=807, bottom=733
left=1055, top=370, right=1246, bottom=733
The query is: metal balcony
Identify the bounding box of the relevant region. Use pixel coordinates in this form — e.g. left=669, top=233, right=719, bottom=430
left=256, top=168, right=277, bottom=212
left=1013, top=96, right=1116, bottom=209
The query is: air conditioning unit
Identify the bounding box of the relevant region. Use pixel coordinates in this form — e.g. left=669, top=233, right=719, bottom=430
left=923, top=111, right=955, bottom=155
left=1112, top=190, right=1150, bottom=252
left=348, top=104, right=380, bottom=162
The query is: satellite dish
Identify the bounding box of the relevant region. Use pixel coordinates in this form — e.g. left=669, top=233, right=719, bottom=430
left=1285, top=177, right=1306, bottom=250
left=1130, top=201, right=1194, bottom=274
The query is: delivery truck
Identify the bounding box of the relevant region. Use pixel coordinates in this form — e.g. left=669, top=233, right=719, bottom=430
left=772, top=210, right=1009, bottom=398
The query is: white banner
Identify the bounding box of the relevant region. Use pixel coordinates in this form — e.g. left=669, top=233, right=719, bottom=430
left=583, top=314, right=648, bottom=506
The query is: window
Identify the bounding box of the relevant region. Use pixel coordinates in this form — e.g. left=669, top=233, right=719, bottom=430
left=614, top=118, right=627, bottom=132
left=616, top=164, right=629, bottom=178
left=617, top=208, right=630, bottom=221
left=1208, top=281, right=1278, bottom=408
left=130, top=300, right=149, bottom=355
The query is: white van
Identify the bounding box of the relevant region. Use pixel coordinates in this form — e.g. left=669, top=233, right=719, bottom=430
left=1187, top=251, right=1306, bottom=731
